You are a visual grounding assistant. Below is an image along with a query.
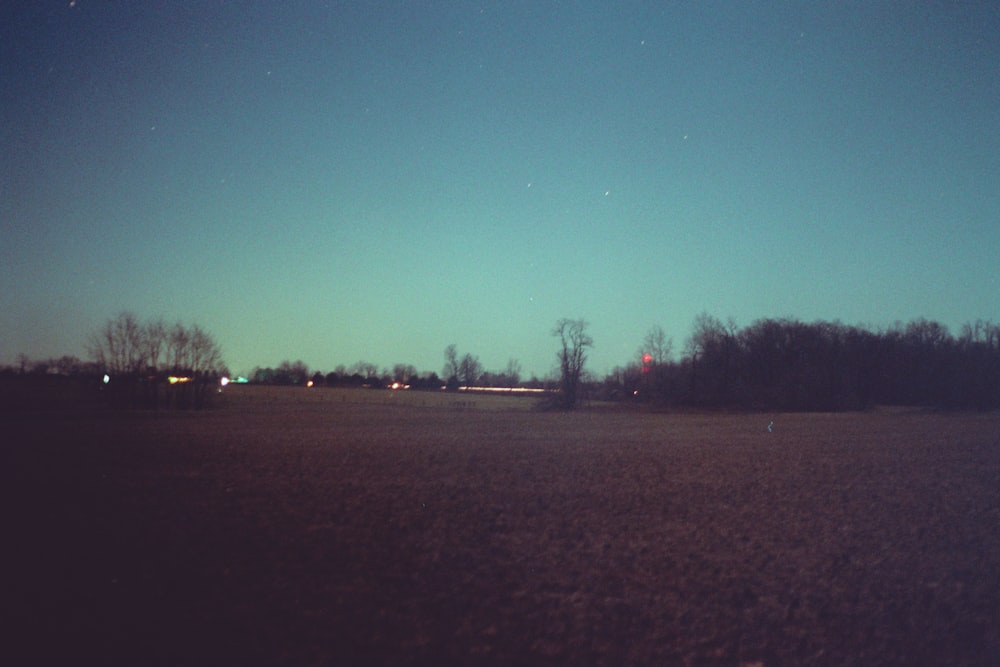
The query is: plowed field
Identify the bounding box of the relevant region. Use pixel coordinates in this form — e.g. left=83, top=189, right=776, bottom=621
left=5, top=386, right=999, bottom=665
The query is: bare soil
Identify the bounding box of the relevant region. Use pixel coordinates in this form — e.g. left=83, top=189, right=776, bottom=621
left=4, top=386, right=1000, bottom=665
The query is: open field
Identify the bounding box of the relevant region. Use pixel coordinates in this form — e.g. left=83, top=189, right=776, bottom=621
left=4, top=385, right=1000, bottom=665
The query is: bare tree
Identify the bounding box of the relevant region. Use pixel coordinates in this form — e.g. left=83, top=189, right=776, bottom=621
left=188, top=324, right=223, bottom=376
left=277, top=359, right=310, bottom=385
left=553, top=318, right=593, bottom=409
left=459, top=353, right=482, bottom=387
left=142, top=319, right=167, bottom=372
left=685, top=313, right=726, bottom=360
left=504, top=358, right=522, bottom=387
left=684, top=313, right=740, bottom=406
left=54, top=355, right=83, bottom=376
left=443, top=344, right=460, bottom=382
left=392, top=363, right=417, bottom=382
left=89, top=311, right=145, bottom=374
left=167, top=322, right=191, bottom=372
left=641, top=325, right=673, bottom=366
left=87, top=314, right=225, bottom=410
left=352, top=361, right=379, bottom=378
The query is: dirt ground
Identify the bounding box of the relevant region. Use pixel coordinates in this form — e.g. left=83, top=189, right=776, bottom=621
left=4, top=386, right=1000, bottom=666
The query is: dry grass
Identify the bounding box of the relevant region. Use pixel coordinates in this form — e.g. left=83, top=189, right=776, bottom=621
left=4, top=387, right=999, bottom=665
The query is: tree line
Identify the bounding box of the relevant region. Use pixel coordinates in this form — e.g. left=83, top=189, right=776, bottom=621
left=249, top=319, right=592, bottom=410
left=87, top=312, right=225, bottom=378
left=608, top=315, right=1000, bottom=411
left=250, top=348, right=531, bottom=393
left=4, top=311, right=226, bottom=384
left=229, top=314, right=1000, bottom=411
left=22, top=311, right=230, bottom=409
left=7, top=312, right=997, bottom=412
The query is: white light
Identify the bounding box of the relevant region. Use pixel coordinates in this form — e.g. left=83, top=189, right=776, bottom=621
left=103, top=374, right=110, bottom=384
left=220, top=377, right=230, bottom=387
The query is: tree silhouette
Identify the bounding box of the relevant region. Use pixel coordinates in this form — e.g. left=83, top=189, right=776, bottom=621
left=553, top=318, right=592, bottom=409
left=443, top=344, right=460, bottom=385
left=459, top=353, right=482, bottom=387
left=608, top=315, right=1000, bottom=412
left=642, top=325, right=672, bottom=366
left=89, top=311, right=145, bottom=375
left=88, top=313, right=224, bottom=409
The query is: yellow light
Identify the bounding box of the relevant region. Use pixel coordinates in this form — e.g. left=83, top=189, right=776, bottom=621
left=168, top=376, right=191, bottom=385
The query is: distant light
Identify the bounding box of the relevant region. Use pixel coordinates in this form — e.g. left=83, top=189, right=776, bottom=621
left=306, top=380, right=314, bottom=388
left=220, top=377, right=230, bottom=387
left=391, top=382, right=400, bottom=390
left=168, top=376, right=191, bottom=385
left=103, top=374, right=110, bottom=384
left=457, top=386, right=550, bottom=394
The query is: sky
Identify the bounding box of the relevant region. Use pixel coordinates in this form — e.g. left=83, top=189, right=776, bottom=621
left=3, top=1, right=999, bottom=379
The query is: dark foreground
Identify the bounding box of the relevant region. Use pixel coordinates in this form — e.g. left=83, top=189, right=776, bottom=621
left=4, top=387, right=1000, bottom=666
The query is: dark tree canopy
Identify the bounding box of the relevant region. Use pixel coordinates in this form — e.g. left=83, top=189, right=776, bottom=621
left=606, top=315, right=1000, bottom=411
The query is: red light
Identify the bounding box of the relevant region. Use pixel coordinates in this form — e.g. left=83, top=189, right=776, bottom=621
left=641, top=352, right=653, bottom=374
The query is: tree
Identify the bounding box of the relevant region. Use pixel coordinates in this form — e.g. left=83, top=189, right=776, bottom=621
left=459, top=353, right=482, bottom=387
left=504, top=358, right=522, bottom=387
left=54, top=355, right=83, bottom=376
left=392, top=363, right=417, bottom=383
left=167, top=321, right=191, bottom=372
left=277, top=360, right=310, bottom=385
left=89, top=311, right=145, bottom=374
left=553, top=318, right=593, bottom=409
left=642, top=325, right=672, bottom=366
left=443, top=344, right=460, bottom=384
left=684, top=313, right=740, bottom=406
left=636, top=325, right=674, bottom=402
left=188, top=325, right=223, bottom=377
left=352, top=361, right=379, bottom=379
left=87, top=314, right=224, bottom=409
left=142, top=319, right=167, bottom=372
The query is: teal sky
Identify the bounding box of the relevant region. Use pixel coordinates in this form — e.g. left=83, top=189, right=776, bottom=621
left=3, top=2, right=998, bottom=379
